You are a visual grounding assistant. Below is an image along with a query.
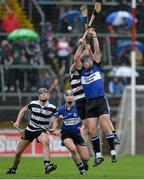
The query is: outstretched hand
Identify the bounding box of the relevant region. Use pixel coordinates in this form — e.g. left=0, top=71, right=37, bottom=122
left=88, top=28, right=96, bottom=37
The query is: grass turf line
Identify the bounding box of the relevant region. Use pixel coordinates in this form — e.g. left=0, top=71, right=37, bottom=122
left=0, top=155, right=144, bottom=179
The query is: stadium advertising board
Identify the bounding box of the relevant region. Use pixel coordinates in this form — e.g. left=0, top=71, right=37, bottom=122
left=0, top=132, right=69, bottom=156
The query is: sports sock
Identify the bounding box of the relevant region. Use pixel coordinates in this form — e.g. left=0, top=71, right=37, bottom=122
left=91, top=136, right=102, bottom=158
left=77, top=162, right=84, bottom=171
left=106, top=134, right=116, bottom=154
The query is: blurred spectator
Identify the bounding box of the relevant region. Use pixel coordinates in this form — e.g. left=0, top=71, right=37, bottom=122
left=1, top=40, right=12, bottom=59
left=29, top=53, right=44, bottom=91
left=71, top=16, right=83, bottom=34
left=38, top=70, right=58, bottom=93
left=56, top=37, right=71, bottom=72
left=2, top=9, right=19, bottom=33
left=4, top=55, right=15, bottom=91
left=108, top=76, right=125, bottom=95
left=0, top=15, right=2, bottom=32
left=14, top=51, right=29, bottom=91
left=59, top=17, right=70, bottom=33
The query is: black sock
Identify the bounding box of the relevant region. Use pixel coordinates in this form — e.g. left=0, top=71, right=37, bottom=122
left=82, top=160, right=88, bottom=165
left=91, top=136, right=101, bottom=155
left=11, top=167, right=17, bottom=170
left=83, top=160, right=88, bottom=164
left=106, top=134, right=115, bottom=150
left=77, top=162, right=84, bottom=171
left=44, top=160, right=50, bottom=168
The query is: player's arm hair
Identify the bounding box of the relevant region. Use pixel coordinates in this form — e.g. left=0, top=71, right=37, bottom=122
left=73, top=45, right=83, bottom=70
left=15, top=105, right=28, bottom=124
left=93, top=36, right=101, bottom=63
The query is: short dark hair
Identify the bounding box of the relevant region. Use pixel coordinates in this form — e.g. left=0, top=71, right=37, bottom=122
left=38, top=87, right=48, bottom=94
left=64, top=89, right=73, bottom=95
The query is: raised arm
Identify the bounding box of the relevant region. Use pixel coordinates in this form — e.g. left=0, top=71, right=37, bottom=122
left=88, top=28, right=101, bottom=63
left=72, top=38, right=85, bottom=70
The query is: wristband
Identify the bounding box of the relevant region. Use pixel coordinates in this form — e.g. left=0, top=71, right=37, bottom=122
left=92, top=35, right=97, bottom=38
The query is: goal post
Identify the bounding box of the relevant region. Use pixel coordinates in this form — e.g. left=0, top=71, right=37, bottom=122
left=116, top=85, right=144, bottom=155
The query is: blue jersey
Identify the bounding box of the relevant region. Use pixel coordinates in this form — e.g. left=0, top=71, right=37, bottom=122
left=56, top=104, right=81, bottom=135
left=80, top=62, right=105, bottom=99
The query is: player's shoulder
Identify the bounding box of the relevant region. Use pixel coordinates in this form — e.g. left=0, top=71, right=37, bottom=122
left=47, top=102, right=57, bottom=109
left=29, top=100, right=39, bottom=105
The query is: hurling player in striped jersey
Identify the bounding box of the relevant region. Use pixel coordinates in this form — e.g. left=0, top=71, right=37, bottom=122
left=6, top=88, right=57, bottom=174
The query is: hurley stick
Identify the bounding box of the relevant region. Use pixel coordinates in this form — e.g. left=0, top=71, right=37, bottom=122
left=10, top=121, right=24, bottom=136
left=80, top=5, right=88, bottom=30
left=82, top=2, right=102, bottom=39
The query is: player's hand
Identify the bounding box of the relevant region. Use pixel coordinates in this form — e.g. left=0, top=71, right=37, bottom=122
left=58, top=115, right=64, bottom=121
left=79, top=126, right=85, bottom=134
left=88, top=28, right=96, bottom=37
left=79, top=37, right=86, bottom=47
left=13, top=122, right=19, bottom=128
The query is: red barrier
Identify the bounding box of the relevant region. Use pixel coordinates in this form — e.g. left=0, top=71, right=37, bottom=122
left=0, top=132, right=69, bottom=156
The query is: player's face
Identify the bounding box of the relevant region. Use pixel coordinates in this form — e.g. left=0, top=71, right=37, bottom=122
left=83, top=60, right=93, bottom=69
left=39, top=91, right=49, bottom=101
left=64, top=93, right=74, bottom=103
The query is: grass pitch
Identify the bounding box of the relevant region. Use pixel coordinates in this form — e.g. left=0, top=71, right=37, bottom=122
left=0, top=155, right=144, bottom=179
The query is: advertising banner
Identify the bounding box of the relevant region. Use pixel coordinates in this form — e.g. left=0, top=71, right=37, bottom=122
left=0, top=132, right=69, bottom=156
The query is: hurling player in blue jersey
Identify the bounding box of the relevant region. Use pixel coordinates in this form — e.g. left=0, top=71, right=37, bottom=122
left=74, top=28, right=117, bottom=165
left=52, top=89, right=89, bottom=175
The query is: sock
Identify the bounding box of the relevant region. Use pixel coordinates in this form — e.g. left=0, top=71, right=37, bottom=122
left=44, top=160, right=50, bottom=168
left=11, top=167, right=17, bottom=170
left=111, top=150, right=116, bottom=155
left=106, top=134, right=116, bottom=154
left=77, top=162, right=84, bottom=171
left=91, top=136, right=102, bottom=158
left=82, top=160, right=88, bottom=165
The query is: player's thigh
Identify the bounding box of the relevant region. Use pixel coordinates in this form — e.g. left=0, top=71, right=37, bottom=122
left=86, top=118, right=98, bottom=133
left=76, top=99, right=86, bottom=120
left=38, top=132, right=49, bottom=145
left=63, top=138, right=77, bottom=152
left=76, top=144, right=89, bottom=160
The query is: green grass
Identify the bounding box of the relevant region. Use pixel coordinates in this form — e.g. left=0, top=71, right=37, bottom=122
left=0, top=155, right=144, bottom=179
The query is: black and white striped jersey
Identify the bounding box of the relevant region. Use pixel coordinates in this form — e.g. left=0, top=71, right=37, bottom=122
left=69, top=66, right=85, bottom=102
left=26, top=100, right=57, bottom=132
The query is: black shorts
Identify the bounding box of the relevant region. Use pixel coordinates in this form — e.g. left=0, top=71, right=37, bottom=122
left=75, top=99, right=86, bottom=120
left=86, top=96, right=109, bottom=118
left=22, top=129, right=45, bottom=142
left=61, top=130, right=86, bottom=146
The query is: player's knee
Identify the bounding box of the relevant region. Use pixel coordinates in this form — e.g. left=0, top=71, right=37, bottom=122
left=41, top=140, right=49, bottom=147
left=87, top=128, right=96, bottom=137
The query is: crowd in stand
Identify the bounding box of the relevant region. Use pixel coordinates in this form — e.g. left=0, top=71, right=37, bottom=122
left=1, top=4, right=144, bottom=95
